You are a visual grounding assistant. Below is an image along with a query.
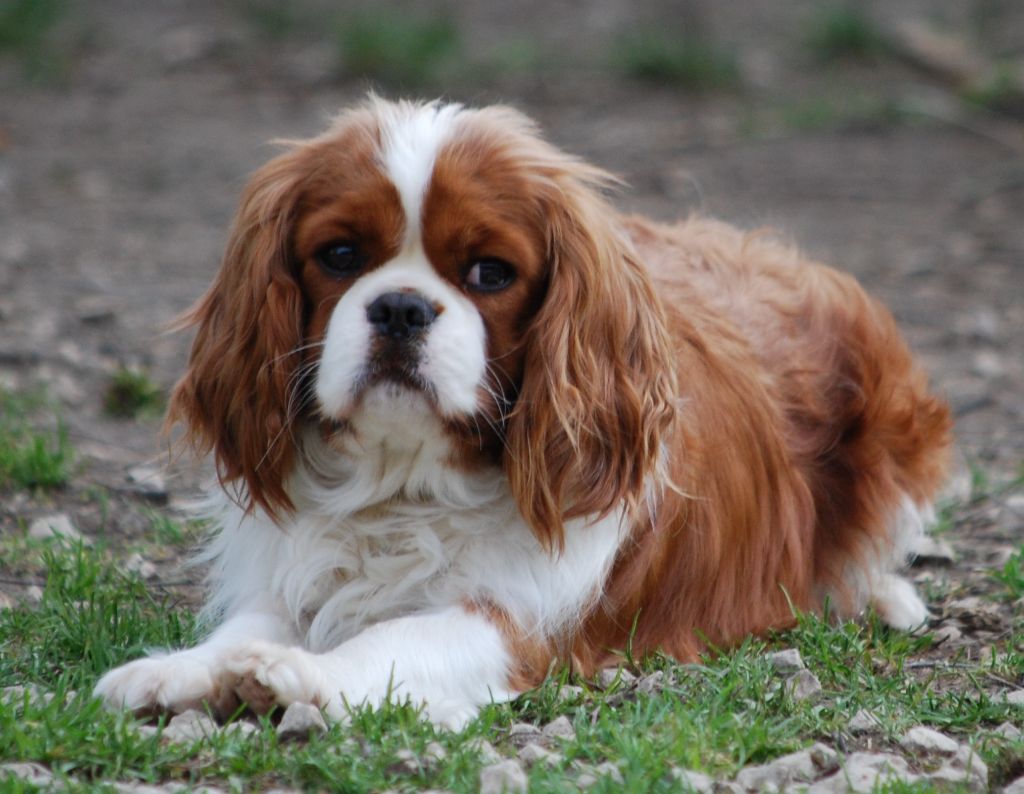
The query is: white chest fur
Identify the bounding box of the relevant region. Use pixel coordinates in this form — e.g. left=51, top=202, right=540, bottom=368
left=198, top=430, right=627, bottom=653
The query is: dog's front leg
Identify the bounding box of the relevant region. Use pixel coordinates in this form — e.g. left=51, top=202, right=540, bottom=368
left=94, top=600, right=297, bottom=717
left=223, top=605, right=526, bottom=729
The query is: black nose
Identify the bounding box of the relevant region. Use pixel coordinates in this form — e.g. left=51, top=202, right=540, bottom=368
left=366, top=291, right=438, bottom=338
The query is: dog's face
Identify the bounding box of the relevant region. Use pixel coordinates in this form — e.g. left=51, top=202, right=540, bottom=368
left=170, top=99, right=676, bottom=548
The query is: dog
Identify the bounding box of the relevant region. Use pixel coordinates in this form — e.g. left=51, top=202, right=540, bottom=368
left=95, top=97, right=951, bottom=728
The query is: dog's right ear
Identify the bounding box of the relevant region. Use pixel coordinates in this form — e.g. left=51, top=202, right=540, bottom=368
left=167, top=145, right=312, bottom=518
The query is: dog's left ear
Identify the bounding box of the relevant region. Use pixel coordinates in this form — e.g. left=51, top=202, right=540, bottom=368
left=506, top=167, right=677, bottom=551
left=166, top=145, right=311, bottom=517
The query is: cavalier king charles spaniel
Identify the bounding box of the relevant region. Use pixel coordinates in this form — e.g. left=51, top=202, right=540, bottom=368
left=96, top=97, right=951, bottom=728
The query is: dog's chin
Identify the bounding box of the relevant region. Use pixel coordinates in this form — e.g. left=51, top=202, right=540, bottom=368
left=320, top=374, right=450, bottom=451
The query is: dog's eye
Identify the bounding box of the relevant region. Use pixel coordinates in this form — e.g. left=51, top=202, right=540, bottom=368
left=316, top=241, right=364, bottom=277
left=466, top=259, right=515, bottom=292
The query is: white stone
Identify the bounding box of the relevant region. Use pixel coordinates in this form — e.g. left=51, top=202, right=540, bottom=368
left=670, top=767, right=714, bottom=792
left=932, top=624, right=963, bottom=644
left=767, top=648, right=805, bottom=673
left=479, top=759, right=528, bottom=794
left=923, top=745, right=987, bottom=793
left=276, top=702, right=328, bottom=741
left=994, top=721, right=1022, bottom=741
left=576, top=761, right=623, bottom=788
left=735, top=743, right=838, bottom=791
left=807, top=752, right=915, bottom=793
left=909, top=535, right=955, bottom=564
left=518, top=742, right=561, bottom=766
left=598, top=667, right=636, bottom=689
left=847, top=709, right=881, bottom=734
left=785, top=669, right=823, bottom=701
left=637, top=670, right=666, bottom=693
left=465, top=737, right=502, bottom=764
left=1005, top=689, right=1024, bottom=705
left=0, top=762, right=53, bottom=784
left=28, top=514, right=83, bottom=543
left=125, top=553, right=158, bottom=580
left=1003, top=774, right=1024, bottom=794
left=126, top=465, right=168, bottom=501
left=900, top=725, right=960, bottom=756
left=542, top=715, right=575, bottom=741
left=163, top=709, right=218, bottom=743
left=556, top=684, right=585, bottom=702
left=507, top=722, right=542, bottom=746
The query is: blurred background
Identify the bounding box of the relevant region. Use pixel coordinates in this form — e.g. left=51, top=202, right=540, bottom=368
left=0, top=0, right=1022, bottom=492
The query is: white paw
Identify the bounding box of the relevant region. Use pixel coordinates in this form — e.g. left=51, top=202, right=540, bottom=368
left=223, top=641, right=335, bottom=716
left=94, top=653, right=220, bottom=714
left=870, top=574, right=929, bottom=630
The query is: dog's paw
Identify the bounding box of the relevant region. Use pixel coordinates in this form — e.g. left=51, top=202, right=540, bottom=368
left=870, top=573, right=929, bottom=630
left=223, top=641, right=335, bottom=716
left=94, top=654, right=233, bottom=715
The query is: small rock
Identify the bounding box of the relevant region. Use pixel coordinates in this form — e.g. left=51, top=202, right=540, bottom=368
left=924, top=745, right=987, bottom=793
left=808, top=752, right=914, bottom=793
left=1005, top=689, right=1024, bottom=705
left=75, top=295, right=118, bottom=326
left=465, top=737, right=502, bottom=763
left=126, top=465, right=169, bottom=504
left=847, top=709, right=882, bottom=734
left=767, top=648, right=805, bottom=674
left=392, top=749, right=420, bottom=774
left=597, top=667, right=636, bottom=689
left=276, top=702, right=328, bottom=741
left=479, top=759, right=528, bottom=794
left=0, top=592, right=13, bottom=610
left=972, top=350, right=1006, bottom=379
left=223, top=720, right=258, bottom=739
left=932, top=624, right=963, bottom=644
left=1004, top=774, right=1024, bottom=794
left=556, top=684, right=585, bottom=702
left=735, top=743, right=838, bottom=790
left=909, top=535, right=955, bottom=565
left=508, top=722, right=542, bottom=747
left=670, top=767, right=714, bottom=793
left=518, top=742, right=561, bottom=766
left=542, top=715, right=575, bottom=741
left=785, top=669, right=823, bottom=701
left=637, top=670, right=667, bottom=694
left=946, top=597, right=1004, bottom=631
left=125, top=553, right=158, bottom=580
left=576, top=761, right=623, bottom=788
left=135, top=724, right=160, bottom=739
left=0, top=763, right=53, bottom=785
left=993, top=721, right=1022, bottom=741
left=24, top=585, right=43, bottom=604
left=900, top=725, right=959, bottom=756
left=163, top=710, right=218, bottom=743
left=425, top=742, right=447, bottom=763
left=28, top=514, right=83, bottom=543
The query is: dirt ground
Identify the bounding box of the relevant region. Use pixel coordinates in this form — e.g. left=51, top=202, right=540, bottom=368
left=1, top=0, right=1022, bottom=698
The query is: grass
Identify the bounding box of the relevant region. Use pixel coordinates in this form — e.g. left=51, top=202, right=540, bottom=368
left=0, top=388, right=73, bottom=490
left=613, top=29, right=739, bottom=90
left=335, top=9, right=461, bottom=89
left=992, top=546, right=1024, bottom=600
left=805, top=5, right=889, bottom=62
left=102, top=367, right=164, bottom=420
left=0, top=0, right=75, bottom=81
left=1, top=534, right=1022, bottom=791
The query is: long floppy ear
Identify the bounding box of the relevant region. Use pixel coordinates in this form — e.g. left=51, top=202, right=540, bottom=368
left=166, top=146, right=309, bottom=517
left=506, top=169, right=678, bottom=551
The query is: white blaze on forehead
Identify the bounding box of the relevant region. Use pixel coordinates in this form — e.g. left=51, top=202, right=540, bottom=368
left=376, top=100, right=463, bottom=247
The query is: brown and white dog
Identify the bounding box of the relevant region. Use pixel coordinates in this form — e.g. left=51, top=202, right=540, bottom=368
left=95, top=97, right=951, bottom=728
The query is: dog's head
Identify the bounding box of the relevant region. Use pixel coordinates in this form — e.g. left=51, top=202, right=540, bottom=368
left=170, top=98, right=676, bottom=548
